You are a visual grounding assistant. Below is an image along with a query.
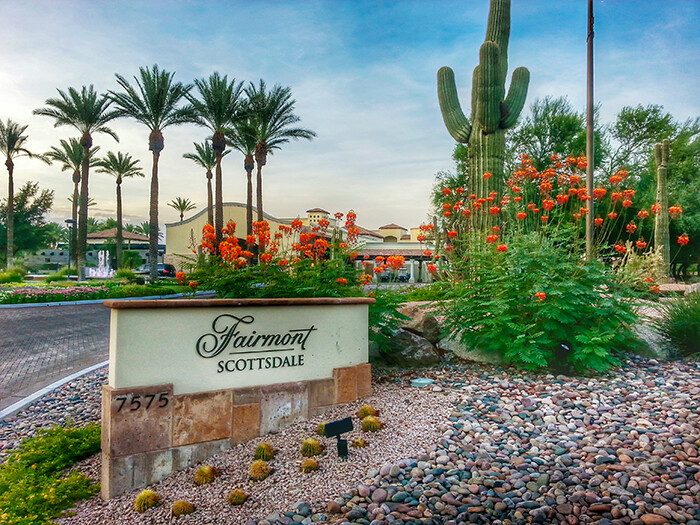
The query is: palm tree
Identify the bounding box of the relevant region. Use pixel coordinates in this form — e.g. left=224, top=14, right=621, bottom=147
left=244, top=80, right=316, bottom=221
left=96, top=151, right=144, bottom=268
left=34, top=85, right=119, bottom=277
left=0, top=119, right=49, bottom=267
left=227, top=117, right=257, bottom=236
left=46, top=138, right=100, bottom=268
left=168, top=197, right=197, bottom=222
left=183, top=141, right=229, bottom=227
left=187, top=72, right=244, bottom=246
left=109, top=65, right=195, bottom=281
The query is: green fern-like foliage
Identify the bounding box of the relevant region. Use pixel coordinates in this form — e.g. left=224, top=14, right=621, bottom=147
left=300, top=458, right=320, bottom=473
left=300, top=438, right=324, bottom=457
left=361, top=416, right=383, bottom=432
left=171, top=500, right=195, bottom=516
left=442, top=232, right=640, bottom=373
left=254, top=442, right=275, bottom=461
left=193, top=465, right=219, bottom=485
left=249, top=460, right=272, bottom=481
left=228, top=488, right=249, bottom=505
left=133, top=490, right=160, bottom=513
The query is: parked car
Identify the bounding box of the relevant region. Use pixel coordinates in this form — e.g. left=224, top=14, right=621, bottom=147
left=134, top=263, right=177, bottom=278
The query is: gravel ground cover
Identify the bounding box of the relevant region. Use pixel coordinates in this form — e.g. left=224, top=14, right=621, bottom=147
left=2, top=358, right=699, bottom=525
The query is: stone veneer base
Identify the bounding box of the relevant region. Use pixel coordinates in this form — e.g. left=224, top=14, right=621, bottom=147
left=101, top=363, right=371, bottom=499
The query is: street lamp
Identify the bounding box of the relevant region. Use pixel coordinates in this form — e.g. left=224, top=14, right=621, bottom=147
left=65, top=219, right=77, bottom=277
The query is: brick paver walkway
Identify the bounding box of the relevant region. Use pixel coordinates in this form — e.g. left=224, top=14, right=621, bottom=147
left=0, top=304, right=109, bottom=411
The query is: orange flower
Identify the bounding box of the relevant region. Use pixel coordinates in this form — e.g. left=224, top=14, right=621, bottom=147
left=445, top=245, right=454, bottom=252
left=614, top=243, right=626, bottom=254
left=447, top=230, right=458, bottom=239
left=514, top=196, right=523, bottom=203
left=386, top=255, right=405, bottom=270
left=417, top=234, right=427, bottom=243
left=637, top=209, right=649, bottom=220
left=442, top=188, right=451, bottom=196
left=260, top=253, right=273, bottom=264
left=556, top=194, right=569, bottom=205
left=626, top=222, right=637, bottom=234
left=669, top=205, right=683, bottom=218
left=579, top=207, right=589, bottom=215
left=337, top=278, right=348, bottom=285
left=541, top=216, right=549, bottom=222
left=375, top=256, right=385, bottom=263
left=516, top=212, right=527, bottom=220
left=359, top=274, right=373, bottom=285
left=540, top=181, right=552, bottom=193
left=189, top=281, right=199, bottom=289
left=492, top=226, right=501, bottom=233
left=622, top=199, right=633, bottom=208
left=636, top=239, right=647, bottom=249
left=608, top=212, right=618, bottom=220
left=462, top=209, right=472, bottom=218
left=594, top=217, right=603, bottom=227
left=534, top=291, right=546, bottom=301
left=570, top=175, right=581, bottom=185
left=278, top=259, right=289, bottom=267
left=423, top=250, right=433, bottom=257
left=427, top=264, right=438, bottom=274
left=318, top=218, right=330, bottom=229
left=496, top=244, right=508, bottom=252
left=175, top=271, right=187, bottom=284
left=577, top=159, right=587, bottom=169
left=339, top=242, right=348, bottom=249
left=442, top=203, right=452, bottom=211
left=245, top=234, right=256, bottom=246
left=291, top=219, right=303, bottom=232
left=611, top=192, right=622, bottom=202
left=443, top=211, right=452, bottom=218
left=486, top=234, right=498, bottom=243
left=489, top=206, right=501, bottom=215
left=483, top=172, right=492, bottom=179
left=677, top=233, right=690, bottom=246
left=650, top=285, right=660, bottom=294
left=455, top=187, right=465, bottom=195
left=651, top=203, right=661, bottom=214
left=373, top=267, right=383, bottom=274
left=643, top=277, right=654, bottom=283
left=593, top=188, right=607, bottom=199
left=542, top=199, right=555, bottom=211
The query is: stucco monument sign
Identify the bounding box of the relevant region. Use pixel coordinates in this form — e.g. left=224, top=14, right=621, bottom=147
left=101, top=297, right=373, bottom=499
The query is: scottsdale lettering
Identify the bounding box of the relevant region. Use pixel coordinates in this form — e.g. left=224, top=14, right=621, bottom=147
left=195, top=314, right=317, bottom=373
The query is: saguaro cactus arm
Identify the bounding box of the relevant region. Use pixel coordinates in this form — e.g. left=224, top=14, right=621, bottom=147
left=437, top=67, right=472, bottom=143
left=500, top=67, right=530, bottom=129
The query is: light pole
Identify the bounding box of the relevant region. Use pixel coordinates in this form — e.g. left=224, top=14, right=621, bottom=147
left=65, top=218, right=76, bottom=277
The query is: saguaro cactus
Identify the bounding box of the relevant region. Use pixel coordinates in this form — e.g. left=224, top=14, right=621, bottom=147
left=438, top=0, right=530, bottom=196
left=654, top=139, right=671, bottom=279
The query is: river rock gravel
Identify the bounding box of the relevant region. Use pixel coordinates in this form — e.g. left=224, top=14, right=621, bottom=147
left=3, top=358, right=700, bottom=525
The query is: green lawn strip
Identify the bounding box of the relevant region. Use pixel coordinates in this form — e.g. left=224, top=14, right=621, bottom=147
left=0, top=425, right=101, bottom=525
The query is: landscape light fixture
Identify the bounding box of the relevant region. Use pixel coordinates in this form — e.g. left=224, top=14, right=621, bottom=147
left=323, top=417, right=354, bottom=459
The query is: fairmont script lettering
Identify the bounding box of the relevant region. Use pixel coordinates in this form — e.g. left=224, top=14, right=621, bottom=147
left=196, top=314, right=317, bottom=371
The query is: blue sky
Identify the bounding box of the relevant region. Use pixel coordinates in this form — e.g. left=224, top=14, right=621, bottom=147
left=1, top=0, right=698, bottom=231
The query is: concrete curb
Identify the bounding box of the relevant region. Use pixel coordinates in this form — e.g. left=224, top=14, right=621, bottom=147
left=0, top=360, right=109, bottom=421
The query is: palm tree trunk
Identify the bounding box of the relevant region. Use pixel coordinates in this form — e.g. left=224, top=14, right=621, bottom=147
left=149, top=151, right=160, bottom=282
left=71, top=172, right=79, bottom=271
left=5, top=160, right=14, bottom=267
left=256, top=163, right=264, bottom=222
left=206, top=171, right=214, bottom=227
left=116, top=180, right=123, bottom=269
left=246, top=166, right=254, bottom=236
left=77, top=134, right=92, bottom=279
left=215, top=152, right=223, bottom=247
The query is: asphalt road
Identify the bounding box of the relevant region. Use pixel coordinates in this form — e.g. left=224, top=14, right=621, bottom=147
left=0, top=303, right=110, bottom=411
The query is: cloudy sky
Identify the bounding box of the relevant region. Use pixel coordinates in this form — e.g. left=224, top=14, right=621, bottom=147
left=1, top=0, right=698, bottom=233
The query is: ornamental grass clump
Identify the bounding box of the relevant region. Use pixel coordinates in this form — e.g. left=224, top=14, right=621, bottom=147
left=361, top=416, right=383, bottom=432
left=227, top=488, right=249, bottom=505
left=300, top=458, right=320, bottom=473
left=193, top=465, right=219, bottom=485
left=254, top=442, right=275, bottom=461
left=654, top=292, right=700, bottom=357
left=134, top=490, right=160, bottom=513
left=249, top=460, right=272, bottom=481
left=171, top=500, right=195, bottom=516
left=300, top=438, right=324, bottom=457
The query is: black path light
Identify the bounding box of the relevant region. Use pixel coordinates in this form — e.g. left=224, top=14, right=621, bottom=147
left=323, top=417, right=354, bottom=459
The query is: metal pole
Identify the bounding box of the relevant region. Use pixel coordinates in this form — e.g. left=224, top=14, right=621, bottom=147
left=585, top=0, right=595, bottom=260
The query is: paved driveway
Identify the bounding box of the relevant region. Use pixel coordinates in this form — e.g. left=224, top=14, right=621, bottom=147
left=0, top=304, right=110, bottom=411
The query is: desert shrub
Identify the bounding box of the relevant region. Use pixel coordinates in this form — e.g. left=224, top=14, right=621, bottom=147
left=654, top=292, right=700, bottom=356
left=114, top=269, right=137, bottom=282
left=443, top=233, right=640, bottom=373
left=44, top=272, right=67, bottom=283
left=0, top=267, right=25, bottom=283
left=368, top=289, right=410, bottom=357
left=615, top=245, right=667, bottom=291
left=0, top=425, right=100, bottom=524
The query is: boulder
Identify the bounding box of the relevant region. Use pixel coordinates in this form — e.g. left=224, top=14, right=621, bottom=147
left=384, top=328, right=441, bottom=367
left=438, top=334, right=504, bottom=364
